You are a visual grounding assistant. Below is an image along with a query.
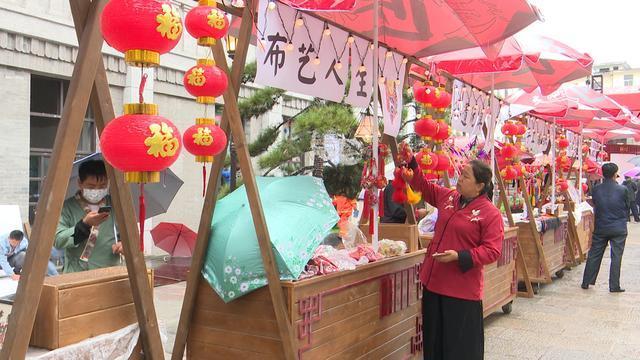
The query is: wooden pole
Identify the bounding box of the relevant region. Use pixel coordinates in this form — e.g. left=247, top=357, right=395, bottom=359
left=0, top=1, right=118, bottom=358
left=210, top=38, right=298, bottom=360
left=520, top=177, right=552, bottom=284
left=170, top=4, right=253, bottom=359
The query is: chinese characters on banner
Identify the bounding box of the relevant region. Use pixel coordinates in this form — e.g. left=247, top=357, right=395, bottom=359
left=589, top=139, right=600, bottom=159
left=256, top=0, right=406, bottom=135
left=450, top=80, right=501, bottom=140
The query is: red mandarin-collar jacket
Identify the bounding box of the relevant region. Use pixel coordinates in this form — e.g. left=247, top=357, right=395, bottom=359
left=410, top=170, right=504, bottom=301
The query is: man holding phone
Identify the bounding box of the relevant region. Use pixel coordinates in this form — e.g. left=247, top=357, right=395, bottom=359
left=55, top=160, right=123, bottom=273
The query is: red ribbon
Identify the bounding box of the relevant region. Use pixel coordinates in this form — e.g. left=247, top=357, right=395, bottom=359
left=368, top=208, right=374, bottom=235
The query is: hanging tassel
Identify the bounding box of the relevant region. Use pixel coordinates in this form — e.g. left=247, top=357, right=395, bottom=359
left=407, top=186, right=422, bottom=205
left=362, top=190, right=370, bottom=222
left=378, top=189, right=384, bottom=217
left=138, top=68, right=148, bottom=104
left=202, top=164, right=207, bottom=198
left=139, top=183, right=146, bottom=252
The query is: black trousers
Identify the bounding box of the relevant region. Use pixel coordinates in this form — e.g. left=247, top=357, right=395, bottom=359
left=582, top=229, right=627, bottom=290
left=423, top=289, right=484, bottom=360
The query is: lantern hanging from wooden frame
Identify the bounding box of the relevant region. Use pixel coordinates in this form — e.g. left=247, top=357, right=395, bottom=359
left=185, top=0, right=230, bottom=47
left=183, top=117, right=228, bottom=196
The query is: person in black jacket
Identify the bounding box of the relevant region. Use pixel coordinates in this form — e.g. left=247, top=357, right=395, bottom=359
left=582, top=163, right=629, bottom=292
left=622, top=176, right=639, bottom=222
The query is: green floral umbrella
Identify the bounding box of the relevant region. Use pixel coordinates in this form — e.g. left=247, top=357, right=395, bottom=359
left=202, top=176, right=339, bottom=302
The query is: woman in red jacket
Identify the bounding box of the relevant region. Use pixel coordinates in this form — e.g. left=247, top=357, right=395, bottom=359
left=407, top=158, right=504, bottom=360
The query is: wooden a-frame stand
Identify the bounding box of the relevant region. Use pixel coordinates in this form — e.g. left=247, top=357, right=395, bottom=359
left=1, top=0, right=164, bottom=358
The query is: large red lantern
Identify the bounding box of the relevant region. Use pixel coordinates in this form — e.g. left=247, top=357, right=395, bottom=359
left=415, top=148, right=439, bottom=175
left=557, top=136, right=570, bottom=150
left=185, top=0, right=230, bottom=46
left=433, top=120, right=451, bottom=143
left=183, top=59, right=229, bottom=104
left=100, top=104, right=181, bottom=183
left=414, top=115, right=438, bottom=141
left=431, top=86, right=451, bottom=110
left=435, top=153, right=451, bottom=175
left=101, top=0, right=183, bottom=66
left=413, top=82, right=437, bottom=107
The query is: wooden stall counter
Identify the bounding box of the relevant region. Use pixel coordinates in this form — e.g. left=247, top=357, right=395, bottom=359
left=187, top=250, right=426, bottom=359
left=573, top=210, right=594, bottom=259
left=360, top=223, right=419, bottom=253
left=419, top=226, right=519, bottom=318
left=516, top=214, right=569, bottom=286
left=30, top=266, right=153, bottom=350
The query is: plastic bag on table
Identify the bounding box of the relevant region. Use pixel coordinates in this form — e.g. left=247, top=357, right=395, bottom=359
left=378, top=239, right=407, bottom=258
left=313, top=245, right=357, bottom=272
left=418, top=208, right=438, bottom=235
left=341, top=219, right=368, bottom=250
left=349, top=244, right=384, bottom=262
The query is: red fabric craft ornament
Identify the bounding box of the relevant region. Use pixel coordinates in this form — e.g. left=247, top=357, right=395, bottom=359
left=101, top=0, right=183, bottom=66
left=597, top=150, right=608, bottom=161
left=183, top=59, right=229, bottom=104
left=500, top=166, right=518, bottom=181
left=185, top=0, right=229, bottom=47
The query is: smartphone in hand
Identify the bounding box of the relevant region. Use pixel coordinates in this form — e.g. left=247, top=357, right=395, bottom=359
left=98, top=206, right=112, bottom=214
left=432, top=252, right=447, bottom=257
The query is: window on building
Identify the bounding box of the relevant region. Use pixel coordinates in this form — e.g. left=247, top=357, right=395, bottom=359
left=29, top=76, right=96, bottom=223
left=624, top=74, right=634, bottom=87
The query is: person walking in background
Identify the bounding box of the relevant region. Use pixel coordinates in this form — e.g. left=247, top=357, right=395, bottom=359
left=582, top=163, right=629, bottom=293
left=622, top=176, right=639, bottom=222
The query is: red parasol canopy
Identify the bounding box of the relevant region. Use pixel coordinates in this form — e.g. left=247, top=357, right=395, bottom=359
left=151, top=222, right=197, bottom=257
left=425, top=36, right=592, bottom=95
left=232, top=0, right=541, bottom=58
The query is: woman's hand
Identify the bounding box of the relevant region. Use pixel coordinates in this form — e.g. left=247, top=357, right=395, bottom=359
left=432, top=250, right=458, bottom=263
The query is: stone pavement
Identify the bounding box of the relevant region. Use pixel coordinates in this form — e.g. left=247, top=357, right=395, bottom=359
left=484, top=221, right=640, bottom=360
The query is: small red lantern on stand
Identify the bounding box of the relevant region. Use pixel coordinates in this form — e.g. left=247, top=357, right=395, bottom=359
left=414, top=115, right=438, bottom=141
left=431, top=86, right=451, bottom=111
left=183, top=118, right=228, bottom=196
left=433, top=120, right=451, bottom=143
left=415, top=148, right=439, bottom=176
left=435, top=153, right=451, bottom=175
left=185, top=0, right=230, bottom=46
left=101, top=0, right=183, bottom=66
left=557, top=136, right=570, bottom=150
left=184, top=59, right=229, bottom=104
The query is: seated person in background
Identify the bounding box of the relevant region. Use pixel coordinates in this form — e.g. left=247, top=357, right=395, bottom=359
left=55, top=160, right=123, bottom=273
left=0, top=230, right=58, bottom=280
left=381, top=183, right=427, bottom=223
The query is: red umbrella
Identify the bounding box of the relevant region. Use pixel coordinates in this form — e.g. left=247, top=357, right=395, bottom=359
left=302, top=0, right=541, bottom=58
left=425, top=36, right=593, bottom=95
left=151, top=222, right=197, bottom=257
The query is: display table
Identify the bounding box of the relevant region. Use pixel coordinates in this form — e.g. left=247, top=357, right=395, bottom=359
left=516, top=215, right=569, bottom=285
left=187, top=251, right=426, bottom=359
left=420, top=226, right=519, bottom=317
left=360, top=223, right=420, bottom=252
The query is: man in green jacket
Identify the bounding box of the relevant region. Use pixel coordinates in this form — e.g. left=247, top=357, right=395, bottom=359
left=55, top=160, right=123, bottom=273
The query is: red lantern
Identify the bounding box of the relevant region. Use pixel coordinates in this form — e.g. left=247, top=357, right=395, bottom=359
left=515, top=123, right=527, bottom=137
left=557, top=179, right=569, bottom=192
left=582, top=183, right=588, bottom=193
left=557, top=136, right=570, bottom=150
left=183, top=118, right=227, bottom=161
left=101, top=0, right=183, bottom=66
left=434, top=120, right=451, bottom=143
left=556, top=155, right=571, bottom=169
left=414, top=115, right=438, bottom=141
left=435, top=153, right=451, bottom=174
left=501, top=121, right=518, bottom=137
left=100, top=104, right=181, bottom=183
left=500, top=165, right=518, bottom=181
left=183, top=59, right=229, bottom=104
left=582, top=144, right=590, bottom=154
left=415, top=148, right=439, bottom=175
left=501, top=144, right=518, bottom=161
left=185, top=0, right=230, bottom=46
left=432, top=86, right=451, bottom=110
left=413, top=82, right=437, bottom=107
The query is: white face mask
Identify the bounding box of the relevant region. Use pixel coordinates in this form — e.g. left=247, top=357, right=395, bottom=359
left=82, top=188, right=108, bottom=204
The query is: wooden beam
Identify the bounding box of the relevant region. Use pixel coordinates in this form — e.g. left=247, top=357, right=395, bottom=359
left=170, top=4, right=254, bottom=359
left=0, top=1, right=109, bottom=358
left=211, top=35, right=298, bottom=360
left=71, top=1, right=166, bottom=357
left=494, top=157, right=514, bottom=227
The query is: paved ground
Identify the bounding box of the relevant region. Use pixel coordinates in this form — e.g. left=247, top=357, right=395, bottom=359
left=7, top=223, right=640, bottom=358
left=484, top=221, right=640, bottom=360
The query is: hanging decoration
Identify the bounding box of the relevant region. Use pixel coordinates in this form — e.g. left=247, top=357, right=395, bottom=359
left=100, top=0, right=184, bottom=251
left=182, top=2, right=231, bottom=196
left=185, top=0, right=230, bottom=46
left=391, top=142, right=422, bottom=206
left=101, top=0, right=183, bottom=67
left=450, top=80, right=502, bottom=137
left=360, top=144, right=390, bottom=235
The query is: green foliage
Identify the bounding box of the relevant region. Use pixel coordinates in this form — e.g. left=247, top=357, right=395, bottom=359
left=217, top=178, right=244, bottom=200
left=238, top=87, right=286, bottom=120
left=249, top=126, right=280, bottom=157
left=257, top=134, right=311, bottom=170
left=323, top=164, right=363, bottom=199
left=242, top=62, right=257, bottom=84
left=293, top=103, right=358, bottom=136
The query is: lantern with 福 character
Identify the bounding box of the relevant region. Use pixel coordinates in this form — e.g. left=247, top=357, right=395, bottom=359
left=184, top=59, right=229, bottom=104
left=185, top=0, right=230, bottom=46
left=183, top=118, right=228, bottom=196
left=100, top=104, right=182, bottom=249
left=415, top=148, right=439, bottom=176
left=101, top=0, right=183, bottom=67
